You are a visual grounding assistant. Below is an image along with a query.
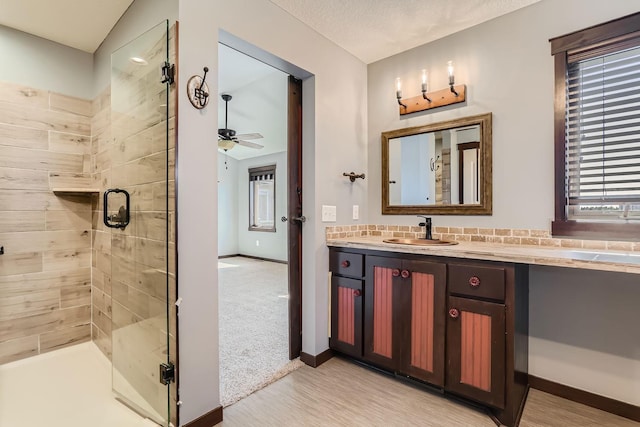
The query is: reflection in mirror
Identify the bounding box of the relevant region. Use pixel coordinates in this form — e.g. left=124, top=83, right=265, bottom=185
left=382, top=113, right=492, bottom=215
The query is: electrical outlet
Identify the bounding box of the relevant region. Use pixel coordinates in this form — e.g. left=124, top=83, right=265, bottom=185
left=322, top=205, right=337, bottom=222
left=352, top=205, right=359, bottom=220
left=256, top=240, right=260, bottom=247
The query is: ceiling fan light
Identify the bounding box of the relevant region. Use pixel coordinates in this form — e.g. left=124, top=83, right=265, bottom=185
left=218, top=139, right=235, bottom=150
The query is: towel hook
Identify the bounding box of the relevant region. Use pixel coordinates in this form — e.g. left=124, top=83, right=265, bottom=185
left=343, top=172, right=365, bottom=182
left=187, top=67, right=210, bottom=109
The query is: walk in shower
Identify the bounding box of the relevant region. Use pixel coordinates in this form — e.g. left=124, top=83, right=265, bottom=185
left=0, top=17, right=176, bottom=427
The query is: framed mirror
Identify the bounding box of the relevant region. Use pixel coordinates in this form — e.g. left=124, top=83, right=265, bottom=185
left=382, top=113, right=492, bottom=215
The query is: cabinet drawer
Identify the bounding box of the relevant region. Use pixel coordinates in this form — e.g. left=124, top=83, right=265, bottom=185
left=449, top=264, right=505, bottom=301
left=330, top=251, right=364, bottom=278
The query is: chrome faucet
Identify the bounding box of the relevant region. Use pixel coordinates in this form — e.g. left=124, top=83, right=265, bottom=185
left=417, top=215, right=432, bottom=240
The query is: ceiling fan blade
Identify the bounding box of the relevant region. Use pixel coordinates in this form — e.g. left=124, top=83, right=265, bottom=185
left=237, top=139, right=264, bottom=149
left=234, top=132, right=263, bottom=140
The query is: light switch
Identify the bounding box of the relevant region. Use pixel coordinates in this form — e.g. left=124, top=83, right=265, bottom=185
left=322, top=205, right=337, bottom=222
left=352, top=205, right=359, bottom=220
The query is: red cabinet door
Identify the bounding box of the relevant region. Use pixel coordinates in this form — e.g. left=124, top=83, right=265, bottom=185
left=400, top=259, right=446, bottom=386
left=364, top=256, right=399, bottom=371
left=446, top=296, right=506, bottom=409
left=330, top=276, right=363, bottom=357
left=364, top=256, right=446, bottom=385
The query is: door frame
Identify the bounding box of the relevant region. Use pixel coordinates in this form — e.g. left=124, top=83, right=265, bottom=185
left=217, top=32, right=311, bottom=360
left=287, top=75, right=303, bottom=359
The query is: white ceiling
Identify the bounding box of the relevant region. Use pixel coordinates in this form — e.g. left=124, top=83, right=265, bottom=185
left=268, top=0, right=541, bottom=63
left=218, top=45, right=288, bottom=161
left=0, top=0, right=134, bottom=53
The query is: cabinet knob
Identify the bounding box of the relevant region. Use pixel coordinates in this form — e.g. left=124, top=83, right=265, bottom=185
left=401, top=269, right=411, bottom=279
left=392, top=269, right=401, bottom=277
left=341, top=260, right=351, bottom=268
left=469, top=276, right=481, bottom=287
left=449, top=308, right=460, bottom=319
left=353, top=289, right=361, bottom=297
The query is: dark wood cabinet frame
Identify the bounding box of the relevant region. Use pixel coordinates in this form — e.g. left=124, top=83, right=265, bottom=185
left=329, top=247, right=530, bottom=427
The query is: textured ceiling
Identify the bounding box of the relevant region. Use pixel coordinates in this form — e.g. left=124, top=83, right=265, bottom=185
left=1, top=0, right=539, bottom=59
left=0, top=0, right=134, bottom=52
left=268, top=0, right=541, bottom=63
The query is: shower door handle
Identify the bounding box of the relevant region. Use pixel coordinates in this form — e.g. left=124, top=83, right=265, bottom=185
left=103, top=189, right=130, bottom=229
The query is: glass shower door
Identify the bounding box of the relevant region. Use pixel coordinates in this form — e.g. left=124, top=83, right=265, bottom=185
left=109, top=20, right=172, bottom=426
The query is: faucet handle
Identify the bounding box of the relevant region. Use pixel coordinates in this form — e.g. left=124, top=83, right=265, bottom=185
left=417, top=215, right=431, bottom=224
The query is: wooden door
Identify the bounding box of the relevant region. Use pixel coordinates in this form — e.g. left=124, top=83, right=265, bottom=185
left=330, top=276, right=363, bottom=357
left=287, top=76, right=303, bottom=359
left=364, top=256, right=401, bottom=371
left=399, top=260, right=446, bottom=386
left=446, top=296, right=506, bottom=409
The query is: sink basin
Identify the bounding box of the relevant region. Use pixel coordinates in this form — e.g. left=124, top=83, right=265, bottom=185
left=383, top=238, right=459, bottom=246
left=561, top=250, right=640, bottom=265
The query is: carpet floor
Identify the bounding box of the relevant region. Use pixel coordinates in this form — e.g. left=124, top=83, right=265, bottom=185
left=218, top=256, right=304, bottom=407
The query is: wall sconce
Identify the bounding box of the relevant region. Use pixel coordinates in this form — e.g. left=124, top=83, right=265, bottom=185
left=396, top=78, right=407, bottom=108
left=396, top=61, right=466, bottom=115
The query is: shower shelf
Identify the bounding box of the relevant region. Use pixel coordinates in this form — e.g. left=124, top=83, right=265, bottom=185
left=52, top=188, right=100, bottom=195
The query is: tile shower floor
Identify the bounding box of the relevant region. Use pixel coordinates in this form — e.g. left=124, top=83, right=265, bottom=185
left=0, top=342, right=158, bottom=427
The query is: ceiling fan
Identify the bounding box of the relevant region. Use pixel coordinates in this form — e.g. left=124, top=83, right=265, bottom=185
left=218, top=94, right=264, bottom=151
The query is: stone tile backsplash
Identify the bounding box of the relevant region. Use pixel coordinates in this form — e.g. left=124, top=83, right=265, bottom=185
left=325, top=225, right=640, bottom=252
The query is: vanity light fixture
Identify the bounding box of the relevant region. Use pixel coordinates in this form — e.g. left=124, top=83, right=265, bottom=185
left=448, top=61, right=459, bottom=96
left=421, top=69, right=431, bottom=102
left=396, top=78, right=407, bottom=108
left=396, top=61, right=466, bottom=116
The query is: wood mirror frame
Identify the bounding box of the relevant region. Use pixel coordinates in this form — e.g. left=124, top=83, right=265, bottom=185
left=382, top=113, right=492, bottom=215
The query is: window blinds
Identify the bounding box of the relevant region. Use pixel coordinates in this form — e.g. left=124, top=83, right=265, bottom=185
left=566, top=44, right=640, bottom=206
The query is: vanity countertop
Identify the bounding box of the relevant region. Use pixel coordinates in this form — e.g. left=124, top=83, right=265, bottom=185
left=327, top=236, right=640, bottom=275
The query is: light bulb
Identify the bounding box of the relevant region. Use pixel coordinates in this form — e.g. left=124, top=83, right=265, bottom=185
left=421, top=69, right=428, bottom=92
left=396, top=78, right=402, bottom=99
left=447, top=61, right=455, bottom=86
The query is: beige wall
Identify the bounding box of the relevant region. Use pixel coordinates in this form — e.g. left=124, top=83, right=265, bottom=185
left=177, top=0, right=368, bottom=421
left=0, top=81, right=93, bottom=364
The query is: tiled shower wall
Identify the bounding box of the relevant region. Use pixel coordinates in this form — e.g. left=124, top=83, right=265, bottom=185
left=91, top=87, right=113, bottom=358
left=0, top=81, right=93, bottom=364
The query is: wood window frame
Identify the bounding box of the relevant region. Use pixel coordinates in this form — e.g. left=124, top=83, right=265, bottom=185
left=550, top=12, right=640, bottom=239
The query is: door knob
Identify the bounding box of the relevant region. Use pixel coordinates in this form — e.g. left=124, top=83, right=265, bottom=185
left=401, top=269, right=411, bottom=279
left=391, top=269, right=400, bottom=277
left=449, top=308, right=460, bottom=319
left=353, top=289, right=362, bottom=297
left=282, top=216, right=306, bottom=223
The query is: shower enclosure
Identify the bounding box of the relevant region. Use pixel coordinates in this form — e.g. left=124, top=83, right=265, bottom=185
left=108, top=20, right=175, bottom=425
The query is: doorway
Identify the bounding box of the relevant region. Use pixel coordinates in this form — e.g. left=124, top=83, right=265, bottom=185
left=217, top=43, right=304, bottom=406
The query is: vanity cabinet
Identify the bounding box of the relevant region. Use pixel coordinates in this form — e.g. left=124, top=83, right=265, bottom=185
left=329, top=251, right=364, bottom=358
left=445, top=263, right=509, bottom=408
left=364, top=256, right=446, bottom=385
left=328, top=247, right=529, bottom=427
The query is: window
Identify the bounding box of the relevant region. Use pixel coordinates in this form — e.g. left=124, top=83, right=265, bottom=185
left=248, top=165, right=276, bottom=232
left=550, top=12, right=640, bottom=239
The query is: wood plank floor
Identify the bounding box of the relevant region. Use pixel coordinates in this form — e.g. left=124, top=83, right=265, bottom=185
left=222, top=357, right=638, bottom=426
